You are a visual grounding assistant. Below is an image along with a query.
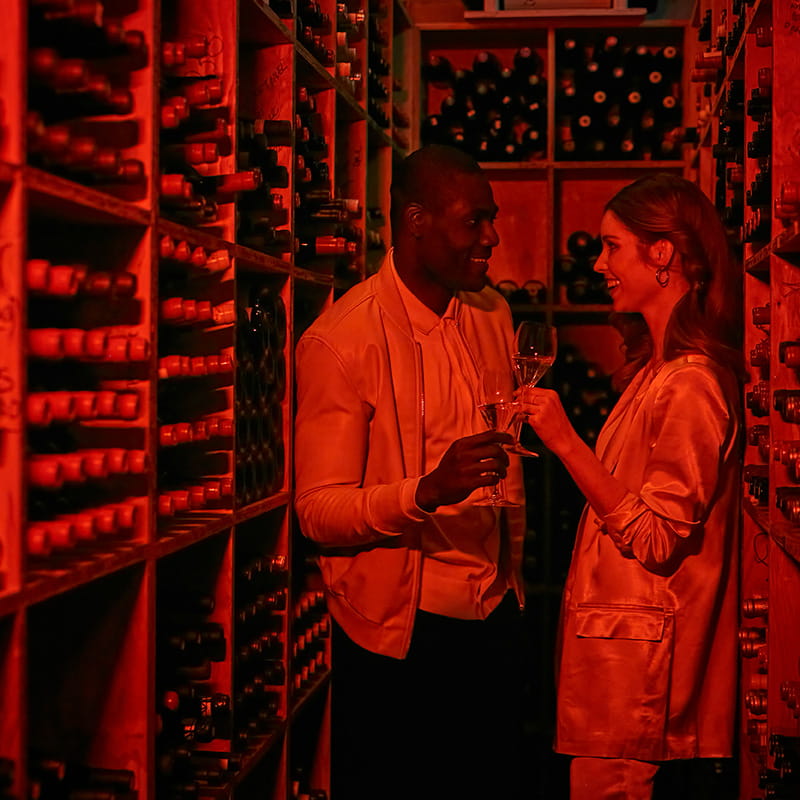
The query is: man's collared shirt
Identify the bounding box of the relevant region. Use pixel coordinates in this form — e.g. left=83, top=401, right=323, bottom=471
left=391, top=258, right=509, bottom=620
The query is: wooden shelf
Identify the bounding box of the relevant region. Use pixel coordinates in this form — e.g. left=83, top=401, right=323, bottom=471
left=152, top=514, right=234, bottom=557
left=0, top=162, right=17, bottom=184
left=290, top=670, right=332, bottom=718
left=25, top=166, right=151, bottom=226
left=745, top=241, right=772, bottom=275
left=464, top=8, right=645, bottom=20
left=234, top=492, right=291, bottom=524
left=24, top=545, right=147, bottom=608
left=552, top=159, right=686, bottom=170
left=743, top=496, right=769, bottom=533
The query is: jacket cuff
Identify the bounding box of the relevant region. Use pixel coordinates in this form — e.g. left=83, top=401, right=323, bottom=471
left=600, top=492, right=650, bottom=551
left=404, top=476, right=430, bottom=521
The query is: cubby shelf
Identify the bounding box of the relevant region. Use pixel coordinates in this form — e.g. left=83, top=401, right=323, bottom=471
left=690, top=0, right=800, bottom=796
left=0, top=0, right=413, bottom=798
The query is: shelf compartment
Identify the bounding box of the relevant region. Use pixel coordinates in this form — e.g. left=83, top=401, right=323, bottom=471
left=155, top=532, right=234, bottom=798
left=0, top=611, right=24, bottom=800
left=233, top=275, right=288, bottom=509
left=233, top=510, right=289, bottom=750
left=240, top=0, right=295, bottom=46
left=26, top=0, right=154, bottom=208
left=27, top=565, right=151, bottom=798
left=25, top=219, right=154, bottom=569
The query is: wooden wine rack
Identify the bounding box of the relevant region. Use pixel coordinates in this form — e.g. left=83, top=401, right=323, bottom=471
left=0, top=0, right=416, bottom=798
left=688, top=0, right=800, bottom=797
left=7, top=0, right=797, bottom=797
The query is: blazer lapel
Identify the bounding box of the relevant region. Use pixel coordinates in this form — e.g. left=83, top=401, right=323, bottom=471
left=375, top=261, right=423, bottom=479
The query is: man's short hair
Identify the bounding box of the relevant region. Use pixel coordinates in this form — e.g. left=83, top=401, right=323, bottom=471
left=390, top=145, right=483, bottom=233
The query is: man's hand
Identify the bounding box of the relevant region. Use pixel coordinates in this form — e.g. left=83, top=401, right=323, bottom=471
left=415, top=430, right=514, bottom=512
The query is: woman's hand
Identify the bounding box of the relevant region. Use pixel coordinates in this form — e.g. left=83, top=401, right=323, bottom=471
left=518, top=387, right=581, bottom=458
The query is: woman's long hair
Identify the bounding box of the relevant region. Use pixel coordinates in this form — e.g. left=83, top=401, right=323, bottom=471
left=604, top=173, right=744, bottom=391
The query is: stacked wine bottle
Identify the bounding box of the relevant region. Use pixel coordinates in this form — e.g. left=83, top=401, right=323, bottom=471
left=235, top=283, right=287, bottom=508
left=25, top=239, right=149, bottom=562
left=29, top=757, right=137, bottom=800
left=555, top=33, right=684, bottom=161
left=744, top=67, right=772, bottom=248
left=26, top=0, right=147, bottom=192
left=421, top=47, right=547, bottom=162
left=555, top=229, right=610, bottom=305
left=156, top=589, right=234, bottom=799
left=236, top=117, right=293, bottom=256
left=156, top=235, right=235, bottom=526
left=160, top=31, right=271, bottom=228
left=713, top=81, right=745, bottom=246
left=293, top=86, right=362, bottom=282
left=297, top=0, right=335, bottom=68
left=291, top=589, right=330, bottom=697
left=367, top=7, right=390, bottom=128
left=233, top=553, right=288, bottom=746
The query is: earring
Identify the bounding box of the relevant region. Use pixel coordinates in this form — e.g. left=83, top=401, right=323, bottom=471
left=656, top=265, right=670, bottom=288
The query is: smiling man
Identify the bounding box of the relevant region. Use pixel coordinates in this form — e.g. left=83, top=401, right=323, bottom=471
left=294, top=145, right=527, bottom=800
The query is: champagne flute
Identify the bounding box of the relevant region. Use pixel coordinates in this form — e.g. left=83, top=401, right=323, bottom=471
left=475, top=370, right=521, bottom=507
left=511, top=321, right=557, bottom=456
left=513, top=321, right=557, bottom=397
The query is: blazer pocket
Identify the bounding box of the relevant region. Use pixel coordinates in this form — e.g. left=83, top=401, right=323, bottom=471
left=575, top=603, right=666, bottom=642
left=557, top=603, right=675, bottom=759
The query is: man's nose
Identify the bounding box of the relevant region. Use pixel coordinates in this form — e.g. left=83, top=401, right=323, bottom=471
left=482, top=220, right=500, bottom=248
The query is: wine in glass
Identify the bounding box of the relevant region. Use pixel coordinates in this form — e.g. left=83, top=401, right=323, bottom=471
left=475, top=370, right=521, bottom=507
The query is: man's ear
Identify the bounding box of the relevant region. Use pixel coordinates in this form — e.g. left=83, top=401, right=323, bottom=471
left=406, top=202, right=428, bottom=239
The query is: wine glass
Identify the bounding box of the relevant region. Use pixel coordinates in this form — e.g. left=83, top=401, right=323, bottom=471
left=510, top=321, right=557, bottom=456
left=475, top=370, right=521, bottom=508
left=513, top=321, right=557, bottom=398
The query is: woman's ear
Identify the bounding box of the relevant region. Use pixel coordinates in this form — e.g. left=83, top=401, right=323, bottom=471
left=649, top=238, right=675, bottom=266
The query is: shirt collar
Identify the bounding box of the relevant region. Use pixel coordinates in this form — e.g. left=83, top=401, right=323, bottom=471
left=388, top=249, right=459, bottom=335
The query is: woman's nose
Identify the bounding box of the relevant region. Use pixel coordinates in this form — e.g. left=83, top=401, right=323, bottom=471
left=593, top=252, right=607, bottom=273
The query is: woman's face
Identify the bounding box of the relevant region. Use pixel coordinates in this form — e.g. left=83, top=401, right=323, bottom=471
left=594, top=210, right=662, bottom=314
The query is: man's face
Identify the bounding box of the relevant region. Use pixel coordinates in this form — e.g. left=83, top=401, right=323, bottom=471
left=418, top=172, right=500, bottom=294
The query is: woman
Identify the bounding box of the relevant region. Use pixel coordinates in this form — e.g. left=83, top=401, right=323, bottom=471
left=523, top=174, right=743, bottom=799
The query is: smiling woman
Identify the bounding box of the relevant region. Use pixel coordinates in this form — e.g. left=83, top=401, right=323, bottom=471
left=599, top=173, right=743, bottom=391
left=519, top=173, right=744, bottom=800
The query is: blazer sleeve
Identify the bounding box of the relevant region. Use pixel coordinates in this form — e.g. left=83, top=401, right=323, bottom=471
left=294, top=333, right=426, bottom=548
left=599, top=364, right=733, bottom=570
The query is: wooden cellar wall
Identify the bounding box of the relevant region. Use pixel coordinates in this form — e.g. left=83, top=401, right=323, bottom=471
left=3, top=0, right=800, bottom=798
left=686, top=1, right=800, bottom=798
left=0, top=0, right=416, bottom=798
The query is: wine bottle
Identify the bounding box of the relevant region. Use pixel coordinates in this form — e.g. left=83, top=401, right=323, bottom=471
left=653, top=45, right=681, bottom=80
left=623, top=43, right=654, bottom=75
left=592, top=34, right=624, bottom=72
left=472, top=50, right=502, bottom=82
left=421, top=54, right=454, bottom=87
left=513, top=46, right=543, bottom=80
left=558, top=37, right=584, bottom=73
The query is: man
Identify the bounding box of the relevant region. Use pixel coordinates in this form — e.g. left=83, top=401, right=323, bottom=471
left=294, top=145, right=526, bottom=800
